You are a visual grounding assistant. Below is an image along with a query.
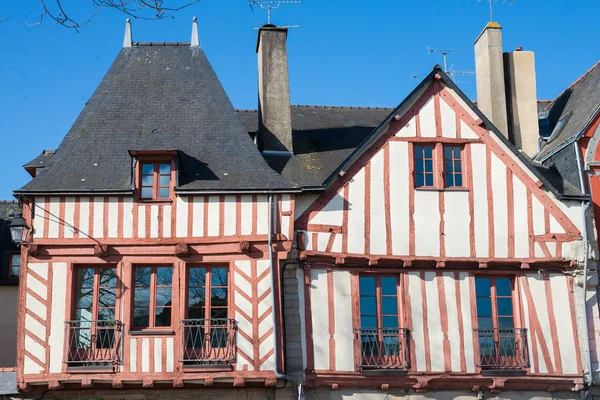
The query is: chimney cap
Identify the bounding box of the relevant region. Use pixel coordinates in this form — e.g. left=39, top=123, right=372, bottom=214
left=516, top=46, right=523, bottom=51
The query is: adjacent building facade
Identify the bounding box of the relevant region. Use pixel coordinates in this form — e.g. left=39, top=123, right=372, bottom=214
left=9, top=17, right=599, bottom=400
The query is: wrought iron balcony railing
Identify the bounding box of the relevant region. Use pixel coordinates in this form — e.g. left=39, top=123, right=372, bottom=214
left=179, top=318, right=237, bottom=365
left=355, top=327, right=410, bottom=370
left=64, top=320, right=123, bottom=369
left=475, top=328, right=529, bottom=369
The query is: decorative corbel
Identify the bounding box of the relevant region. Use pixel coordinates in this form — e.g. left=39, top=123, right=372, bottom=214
left=175, top=243, right=189, bottom=257
left=238, top=240, right=250, bottom=254
left=93, top=243, right=109, bottom=258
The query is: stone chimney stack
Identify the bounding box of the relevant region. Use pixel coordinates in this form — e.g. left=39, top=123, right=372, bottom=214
left=503, top=48, right=540, bottom=156
left=256, top=25, right=293, bottom=155
left=474, top=22, right=509, bottom=138
left=123, top=19, right=132, bottom=48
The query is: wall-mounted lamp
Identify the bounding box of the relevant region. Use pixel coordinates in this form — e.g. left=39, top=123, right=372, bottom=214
left=9, top=213, right=30, bottom=246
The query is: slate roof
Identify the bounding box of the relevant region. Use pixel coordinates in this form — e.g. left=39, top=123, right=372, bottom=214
left=0, top=371, right=17, bottom=395
left=536, top=61, right=600, bottom=161
left=238, top=106, right=392, bottom=187
left=23, top=150, right=55, bottom=170
left=17, top=45, right=297, bottom=195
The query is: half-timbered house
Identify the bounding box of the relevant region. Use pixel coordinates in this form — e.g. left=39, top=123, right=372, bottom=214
left=12, top=20, right=299, bottom=398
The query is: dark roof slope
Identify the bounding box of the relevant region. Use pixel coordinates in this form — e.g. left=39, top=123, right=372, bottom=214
left=238, top=106, right=392, bottom=187
left=23, top=150, right=55, bottom=170
left=17, top=45, right=296, bottom=194
left=536, top=61, right=600, bottom=161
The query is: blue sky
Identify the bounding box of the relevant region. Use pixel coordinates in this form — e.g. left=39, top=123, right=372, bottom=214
left=0, top=0, right=598, bottom=199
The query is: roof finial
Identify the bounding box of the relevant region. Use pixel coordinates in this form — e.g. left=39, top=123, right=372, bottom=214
left=191, top=16, right=200, bottom=47
left=123, top=18, right=132, bottom=48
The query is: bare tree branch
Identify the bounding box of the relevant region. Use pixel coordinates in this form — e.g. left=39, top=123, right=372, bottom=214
left=26, top=0, right=200, bottom=32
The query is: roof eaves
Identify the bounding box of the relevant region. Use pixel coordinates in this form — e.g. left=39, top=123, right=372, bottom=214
left=545, top=60, right=600, bottom=110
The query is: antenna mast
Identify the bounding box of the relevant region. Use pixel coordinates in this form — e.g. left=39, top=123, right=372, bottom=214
left=476, top=0, right=517, bottom=22
left=426, top=47, right=474, bottom=83
left=248, top=0, right=302, bottom=26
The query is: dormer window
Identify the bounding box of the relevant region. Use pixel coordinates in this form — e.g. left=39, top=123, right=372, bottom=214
left=130, top=150, right=177, bottom=201
left=141, top=162, right=172, bottom=200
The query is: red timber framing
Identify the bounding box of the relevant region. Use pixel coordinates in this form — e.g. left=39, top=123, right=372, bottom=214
left=295, top=75, right=585, bottom=393
left=15, top=193, right=293, bottom=392
left=295, top=79, right=581, bottom=266
left=300, top=263, right=584, bottom=392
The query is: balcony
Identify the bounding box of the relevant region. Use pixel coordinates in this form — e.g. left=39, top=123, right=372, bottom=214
left=179, top=319, right=237, bottom=367
left=475, top=328, right=529, bottom=370
left=64, top=320, right=123, bottom=370
left=356, top=328, right=410, bottom=371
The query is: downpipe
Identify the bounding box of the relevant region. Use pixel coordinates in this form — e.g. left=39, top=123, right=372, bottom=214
left=575, top=142, right=594, bottom=386
left=268, top=194, right=303, bottom=399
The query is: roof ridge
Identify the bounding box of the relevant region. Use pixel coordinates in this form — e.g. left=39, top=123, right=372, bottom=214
left=291, top=104, right=394, bottom=110
left=546, top=60, right=600, bottom=109
left=133, top=42, right=191, bottom=46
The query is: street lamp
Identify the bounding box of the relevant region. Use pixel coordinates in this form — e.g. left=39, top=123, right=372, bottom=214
left=9, top=213, right=30, bottom=245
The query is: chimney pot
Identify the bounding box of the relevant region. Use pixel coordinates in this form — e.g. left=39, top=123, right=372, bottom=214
left=516, top=46, right=523, bottom=51
left=123, top=19, right=132, bottom=48
left=191, top=16, right=200, bottom=47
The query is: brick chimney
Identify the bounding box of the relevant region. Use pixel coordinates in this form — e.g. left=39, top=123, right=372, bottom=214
left=503, top=48, right=540, bottom=156
left=256, top=25, right=293, bottom=155
left=474, top=22, right=509, bottom=138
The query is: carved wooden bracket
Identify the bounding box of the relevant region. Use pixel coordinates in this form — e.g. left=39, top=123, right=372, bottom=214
left=233, top=377, right=245, bottom=387
left=17, top=382, right=30, bottom=392
left=48, top=380, right=62, bottom=390
left=436, top=261, right=446, bottom=268
left=173, top=379, right=184, bottom=388
left=175, top=243, right=189, bottom=257
left=142, top=378, right=154, bottom=388
left=27, top=243, right=39, bottom=257
left=93, top=243, right=109, bottom=258
left=238, top=240, right=250, bottom=254
left=335, top=257, right=346, bottom=265
left=369, top=258, right=381, bottom=266
left=112, top=380, right=123, bottom=389
left=489, top=378, right=506, bottom=393
left=381, top=383, right=390, bottom=391
left=413, top=377, right=431, bottom=393
left=299, top=251, right=308, bottom=261
left=81, top=378, right=93, bottom=388
left=204, top=377, right=214, bottom=387
left=265, top=377, right=278, bottom=387
left=331, top=383, right=339, bottom=390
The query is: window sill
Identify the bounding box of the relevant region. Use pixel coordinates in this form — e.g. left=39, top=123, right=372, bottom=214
left=66, top=365, right=116, bottom=373
left=415, top=187, right=469, bottom=192
left=136, top=199, right=173, bottom=204
left=359, top=369, right=408, bottom=376
left=182, top=364, right=233, bottom=372
left=480, top=369, right=527, bottom=377
left=129, top=329, right=175, bottom=336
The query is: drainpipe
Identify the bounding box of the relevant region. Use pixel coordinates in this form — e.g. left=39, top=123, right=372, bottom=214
left=268, top=194, right=301, bottom=398
left=575, top=142, right=594, bottom=386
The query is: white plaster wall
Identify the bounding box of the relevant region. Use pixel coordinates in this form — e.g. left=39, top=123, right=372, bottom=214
left=443, top=191, right=470, bottom=257
left=208, top=196, right=220, bottom=236
left=369, top=150, right=387, bottom=255
left=471, top=143, right=489, bottom=257
left=347, top=169, right=366, bottom=254
left=48, top=262, right=67, bottom=373
left=413, top=191, right=440, bottom=256
left=419, top=97, right=436, bottom=137
left=440, top=98, right=456, bottom=139
left=332, top=270, right=354, bottom=371
left=310, top=269, right=330, bottom=370
left=491, top=153, right=508, bottom=258
left=309, top=192, right=344, bottom=227
left=389, top=141, right=410, bottom=255
left=176, top=196, right=188, bottom=238
left=192, top=196, right=205, bottom=237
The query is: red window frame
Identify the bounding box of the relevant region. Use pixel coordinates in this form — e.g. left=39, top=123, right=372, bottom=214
left=9, top=253, right=20, bottom=278
left=131, top=265, right=173, bottom=330
left=185, top=266, right=230, bottom=320
left=139, top=161, right=173, bottom=201
left=443, top=145, right=464, bottom=188
left=475, top=276, right=515, bottom=331
left=413, top=145, right=436, bottom=188
left=72, top=266, right=119, bottom=322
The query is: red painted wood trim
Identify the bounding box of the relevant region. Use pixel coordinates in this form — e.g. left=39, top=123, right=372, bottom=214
left=436, top=272, right=451, bottom=371
left=342, top=185, right=349, bottom=254
left=170, top=195, right=177, bottom=239
left=364, top=161, right=372, bottom=255
left=219, top=195, right=225, bottom=238
left=324, top=233, right=336, bottom=253
left=526, top=191, right=534, bottom=258
left=44, top=263, right=53, bottom=372
left=204, top=197, right=209, bottom=237
left=23, top=350, right=45, bottom=369
left=157, top=204, right=164, bottom=238
left=118, top=197, right=124, bottom=239
left=388, top=137, right=482, bottom=144
left=439, top=190, right=445, bottom=258
left=304, top=266, right=315, bottom=372
left=252, top=195, right=258, bottom=236
left=486, top=146, right=495, bottom=258
left=236, top=195, right=242, bottom=237
left=408, top=142, right=416, bottom=256
left=103, top=196, right=109, bottom=239
left=74, top=197, right=81, bottom=239
left=306, top=224, right=343, bottom=234
left=27, top=269, right=49, bottom=287
left=544, top=209, right=550, bottom=235
left=455, top=106, right=462, bottom=139
left=43, top=197, right=50, bottom=239
left=132, top=201, right=139, bottom=239
left=327, top=270, right=336, bottom=370
left=566, top=275, right=583, bottom=374
left=454, top=272, right=466, bottom=372
left=464, top=145, right=475, bottom=258
left=149, top=336, right=155, bottom=373
left=415, top=110, right=422, bottom=138
left=537, top=241, right=553, bottom=258
left=420, top=272, right=431, bottom=372
left=544, top=275, right=562, bottom=374
left=312, top=233, right=318, bottom=252
left=16, top=208, right=31, bottom=384
left=144, top=204, right=151, bottom=239
left=383, top=144, right=393, bottom=255
left=162, top=336, right=167, bottom=373
left=468, top=273, right=481, bottom=374
left=350, top=270, right=362, bottom=370
left=24, top=328, right=46, bottom=348
left=58, top=198, right=65, bottom=239
left=507, top=171, right=515, bottom=258
left=188, top=196, right=194, bottom=238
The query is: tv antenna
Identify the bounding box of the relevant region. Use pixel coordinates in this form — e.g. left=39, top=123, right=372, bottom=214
left=476, top=0, right=517, bottom=22
left=249, top=1, right=301, bottom=26
left=427, top=47, right=474, bottom=82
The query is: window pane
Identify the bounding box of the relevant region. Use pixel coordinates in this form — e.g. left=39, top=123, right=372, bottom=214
left=360, top=297, right=376, bottom=315
left=75, top=308, right=93, bottom=322
left=498, top=317, right=514, bottom=329
left=382, top=316, right=398, bottom=329
left=141, top=187, right=153, bottom=199
left=455, top=174, right=463, bottom=187
left=142, top=164, right=154, bottom=175
left=475, top=278, right=491, bottom=297
left=159, top=163, right=170, bottom=174
left=444, top=146, right=452, bottom=158
left=141, top=175, right=154, bottom=186
left=445, top=173, right=453, bottom=187
left=415, top=146, right=424, bottom=158
left=211, top=289, right=228, bottom=307
left=212, top=268, right=228, bottom=287
left=416, top=174, right=424, bottom=187
left=189, top=268, right=206, bottom=287
left=135, top=267, right=151, bottom=287
left=479, top=336, right=494, bottom=356
left=211, top=308, right=227, bottom=320
left=188, top=307, right=204, bottom=319
left=156, top=288, right=172, bottom=307
left=77, top=268, right=95, bottom=288
left=425, top=160, right=433, bottom=172
left=425, top=174, right=434, bottom=187
left=76, top=290, right=93, bottom=308
left=477, top=317, right=493, bottom=329
left=98, top=308, right=115, bottom=321
left=381, top=277, right=397, bottom=295
left=100, top=268, right=117, bottom=287
left=497, top=298, right=513, bottom=317
left=99, top=289, right=116, bottom=308
left=496, top=278, right=512, bottom=297
left=382, top=296, right=398, bottom=316
left=155, top=307, right=171, bottom=327
left=476, top=297, right=492, bottom=317
left=423, top=146, right=433, bottom=158
left=134, top=287, right=150, bottom=307
left=454, top=160, right=462, bottom=172
left=133, top=308, right=149, bottom=327
left=415, top=160, right=424, bottom=173
left=359, top=277, right=376, bottom=296
left=11, top=255, right=20, bottom=277
left=453, top=146, right=461, bottom=158
left=156, top=267, right=173, bottom=286
left=445, top=160, right=453, bottom=173
left=188, top=288, right=205, bottom=308
left=158, top=187, right=170, bottom=198
left=159, top=175, right=170, bottom=187
left=360, top=315, right=376, bottom=329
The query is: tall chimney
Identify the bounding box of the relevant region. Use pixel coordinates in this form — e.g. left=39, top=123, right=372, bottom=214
left=474, top=22, right=509, bottom=137
left=503, top=48, right=540, bottom=156
left=256, top=25, right=293, bottom=155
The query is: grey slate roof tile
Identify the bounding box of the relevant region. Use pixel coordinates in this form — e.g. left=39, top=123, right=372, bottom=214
left=17, top=46, right=297, bottom=194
